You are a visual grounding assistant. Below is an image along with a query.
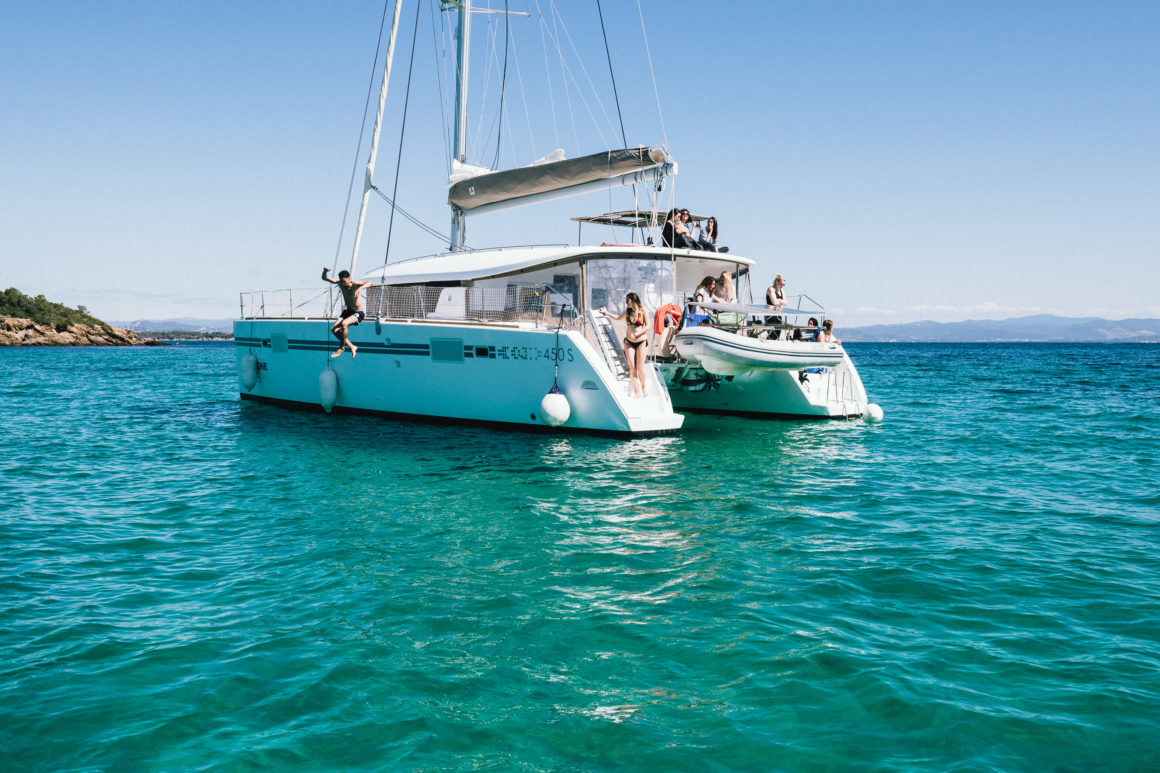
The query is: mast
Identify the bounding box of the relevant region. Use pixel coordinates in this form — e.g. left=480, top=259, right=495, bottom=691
left=446, top=2, right=528, bottom=251
left=450, top=0, right=471, bottom=252
left=349, top=0, right=405, bottom=275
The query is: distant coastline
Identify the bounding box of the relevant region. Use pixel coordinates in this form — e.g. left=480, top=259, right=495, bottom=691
left=0, top=316, right=155, bottom=347
left=8, top=307, right=1157, bottom=347
left=120, top=312, right=1160, bottom=344
left=113, top=318, right=235, bottom=335
left=138, top=330, right=233, bottom=341
left=842, top=314, right=1159, bottom=343
left=1, top=288, right=155, bottom=347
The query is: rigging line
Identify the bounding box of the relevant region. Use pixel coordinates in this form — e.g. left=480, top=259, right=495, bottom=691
left=372, top=186, right=451, bottom=244
left=532, top=0, right=560, bottom=149
left=470, top=14, right=502, bottom=164
left=550, top=0, right=618, bottom=143
left=333, top=0, right=394, bottom=264
left=491, top=0, right=509, bottom=170
left=502, top=86, right=519, bottom=168
left=595, top=0, right=626, bottom=147
left=479, top=13, right=533, bottom=165
left=429, top=0, right=452, bottom=176
left=595, top=0, right=634, bottom=241
left=545, top=2, right=581, bottom=154
left=635, top=0, right=667, bottom=147
left=476, top=25, right=504, bottom=166
left=471, top=18, right=491, bottom=161
left=385, top=0, right=424, bottom=264
left=511, top=39, right=537, bottom=161
left=543, top=1, right=608, bottom=152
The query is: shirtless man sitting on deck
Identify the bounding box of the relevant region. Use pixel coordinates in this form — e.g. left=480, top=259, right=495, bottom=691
left=322, top=267, right=372, bottom=358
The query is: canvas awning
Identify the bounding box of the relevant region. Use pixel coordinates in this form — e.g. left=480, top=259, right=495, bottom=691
left=571, top=209, right=709, bottom=228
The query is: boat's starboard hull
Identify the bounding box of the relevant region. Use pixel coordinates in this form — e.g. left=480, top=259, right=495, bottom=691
left=674, top=327, right=845, bottom=376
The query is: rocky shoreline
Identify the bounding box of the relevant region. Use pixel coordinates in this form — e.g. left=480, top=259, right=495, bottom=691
left=0, top=317, right=163, bottom=347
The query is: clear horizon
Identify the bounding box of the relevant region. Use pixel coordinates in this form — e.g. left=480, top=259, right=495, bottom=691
left=2, top=1, right=1158, bottom=327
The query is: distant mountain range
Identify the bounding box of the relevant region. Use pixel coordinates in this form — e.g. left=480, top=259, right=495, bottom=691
left=113, top=318, right=234, bottom=334
left=114, top=313, right=1160, bottom=342
left=842, top=315, right=1160, bottom=343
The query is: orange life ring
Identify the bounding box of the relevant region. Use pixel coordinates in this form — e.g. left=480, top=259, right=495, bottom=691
left=654, top=303, right=682, bottom=334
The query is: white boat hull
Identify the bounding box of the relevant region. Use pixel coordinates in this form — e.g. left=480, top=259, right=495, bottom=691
left=674, top=326, right=845, bottom=375
left=234, top=319, right=683, bottom=436
left=658, top=352, right=870, bottom=419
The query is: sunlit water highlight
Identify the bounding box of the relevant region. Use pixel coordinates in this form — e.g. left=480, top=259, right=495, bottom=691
left=2, top=342, right=1158, bottom=770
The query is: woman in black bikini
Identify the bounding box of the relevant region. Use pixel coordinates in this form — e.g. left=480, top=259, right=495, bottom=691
left=602, top=292, right=650, bottom=398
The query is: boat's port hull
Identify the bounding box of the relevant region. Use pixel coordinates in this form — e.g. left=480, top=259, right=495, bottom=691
left=673, top=328, right=845, bottom=375
left=237, top=392, right=680, bottom=436
left=234, top=319, right=683, bottom=435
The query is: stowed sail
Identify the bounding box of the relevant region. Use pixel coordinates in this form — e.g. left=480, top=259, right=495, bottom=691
left=448, top=146, right=670, bottom=214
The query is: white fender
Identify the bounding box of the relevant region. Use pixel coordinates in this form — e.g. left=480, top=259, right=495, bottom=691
left=539, top=387, right=571, bottom=427
left=863, top=403, right=884, bottom=423
left=240, top=353, right=258, bottom=391
left=319, top=368, right=338, bottom=413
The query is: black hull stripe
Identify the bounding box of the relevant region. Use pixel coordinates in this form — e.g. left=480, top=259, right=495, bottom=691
left=286, top=344, right=430, bottom=355
left=234, top=340, right=430, bottom=355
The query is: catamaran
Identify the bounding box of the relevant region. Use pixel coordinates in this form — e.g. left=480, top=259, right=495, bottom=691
left=234, top=1, right=881, bottom=431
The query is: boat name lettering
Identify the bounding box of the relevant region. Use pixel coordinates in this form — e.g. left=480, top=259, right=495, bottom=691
left=491, top=345, right=574, bottom=362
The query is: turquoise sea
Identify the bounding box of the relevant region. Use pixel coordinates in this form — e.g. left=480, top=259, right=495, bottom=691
left=2, top=342, right=1158, bottom=771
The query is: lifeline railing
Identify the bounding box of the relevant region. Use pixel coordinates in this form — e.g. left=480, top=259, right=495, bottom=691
left=678, top=294, right=828, bottom=339
left=239, top=283, right=578, bottom=328
left=238, top=287, right=336, bottom=320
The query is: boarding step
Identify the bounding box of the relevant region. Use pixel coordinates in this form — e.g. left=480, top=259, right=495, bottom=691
left=587, top=311, right=631, bottom=381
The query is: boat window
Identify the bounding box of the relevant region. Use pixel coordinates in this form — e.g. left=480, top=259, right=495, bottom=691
left=469, top=263, right=581, bottom=314
left=586, top=258, right=674, bottom=314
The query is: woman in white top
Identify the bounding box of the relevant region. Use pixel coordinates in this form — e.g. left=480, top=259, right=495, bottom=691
left=693, top=276, right=718, bottom=305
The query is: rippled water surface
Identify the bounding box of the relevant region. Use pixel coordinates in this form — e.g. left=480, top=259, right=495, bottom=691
left=2, top=342, right=1158, bottom=771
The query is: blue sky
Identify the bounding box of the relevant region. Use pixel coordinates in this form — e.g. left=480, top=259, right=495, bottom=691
left=2, top=0, right=1157, bottom=325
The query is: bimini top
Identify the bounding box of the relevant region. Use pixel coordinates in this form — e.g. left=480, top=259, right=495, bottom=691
left=571, top=209, right=709, bottom=228
left=448, top=147, right=668, bottom=213
left=362, top=244, right=754, bottom=286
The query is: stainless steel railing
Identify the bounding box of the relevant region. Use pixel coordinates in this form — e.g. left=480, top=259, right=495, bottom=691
left=239, top=283, right=578, bottom=328
left=238, top=287, right=336, bottom=320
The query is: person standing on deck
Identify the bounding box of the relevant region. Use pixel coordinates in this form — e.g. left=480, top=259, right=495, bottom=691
left=322, top=267, right=372, bottom=358
left=601, top=292, right=650, bottom=399
left=764, top=274, right=788, bottom=339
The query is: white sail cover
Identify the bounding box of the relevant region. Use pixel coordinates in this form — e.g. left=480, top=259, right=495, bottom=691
left=448, top=147, right=667, bottom=211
